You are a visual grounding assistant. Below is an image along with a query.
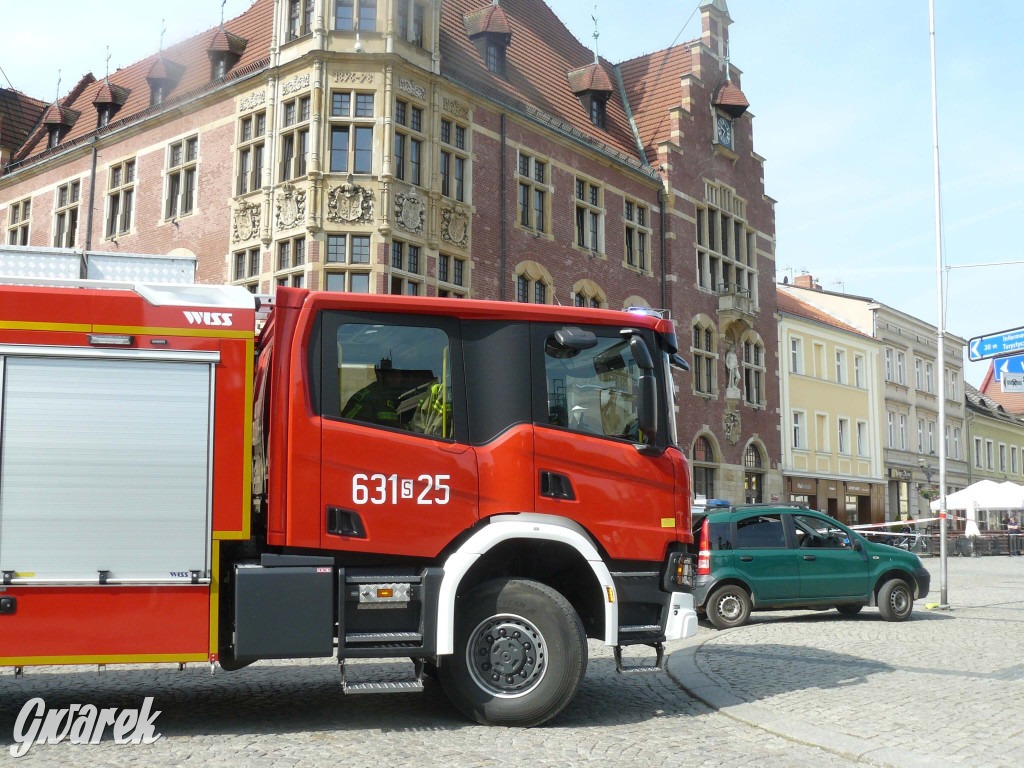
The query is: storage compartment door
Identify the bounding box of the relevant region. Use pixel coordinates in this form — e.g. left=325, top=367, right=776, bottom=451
left=0, top=356, right=213, bottom=581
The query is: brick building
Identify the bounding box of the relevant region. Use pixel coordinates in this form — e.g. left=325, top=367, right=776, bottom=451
left=0, top=0, right=780, bottom=502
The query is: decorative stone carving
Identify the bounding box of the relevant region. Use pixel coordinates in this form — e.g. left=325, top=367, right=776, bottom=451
left=231, top=202, right=261, bottom=243
left=440, top=204, right=469, bottom=248
left=327, top=174, right=374, bottom=224
left=443, top=98, right=468, bottom=119
left=240, top=90, right=266, bottom=111
left=394, top=192, right=425, bottom=234
left=723, top=405, right=741, bottom=446
left=280, top=73, right=311, bottom=95
left=332, top=71, right=375, bottom=85
left=398, top=77, right=426, bottom=100
left=275, top=183, right=306, bottom=230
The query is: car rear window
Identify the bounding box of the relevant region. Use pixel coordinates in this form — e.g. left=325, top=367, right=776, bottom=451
left=707, top=521, right=732, bottom=550
left=734, top=514, right=786, bottom=549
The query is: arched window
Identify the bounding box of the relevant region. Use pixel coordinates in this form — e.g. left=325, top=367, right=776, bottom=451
left=692, top=435, right=717, bottom=499
left=514, top=260, right=552, bottom=304
left=571, top=279, right=606, bottom=309
left=744, top=443, right=764, bottom=504
left=691, top=318, right=716, bottom=395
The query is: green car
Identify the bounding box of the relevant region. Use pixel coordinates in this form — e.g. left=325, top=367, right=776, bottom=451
left=691, top=505, right=930, bottom=629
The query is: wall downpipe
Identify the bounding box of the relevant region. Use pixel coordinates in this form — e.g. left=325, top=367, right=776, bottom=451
left=500, top=112, right=507, bottom=301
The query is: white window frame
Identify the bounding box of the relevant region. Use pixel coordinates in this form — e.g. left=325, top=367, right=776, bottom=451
left=165, top=136, right=199, bottom=220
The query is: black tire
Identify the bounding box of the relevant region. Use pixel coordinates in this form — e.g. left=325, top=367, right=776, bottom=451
left=835, top=604, right=864, bottom=616
left=706, top=584, right=751, bottom=629
left=878, top=578, right=914, bottom=621
left=438, top=578, right=588, bottom=727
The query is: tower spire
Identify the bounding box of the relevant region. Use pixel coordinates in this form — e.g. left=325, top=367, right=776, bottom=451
left=591, top=4, right=600, bottom=64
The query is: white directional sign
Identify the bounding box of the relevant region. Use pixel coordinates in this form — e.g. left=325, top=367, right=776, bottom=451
left=968, top=326, right=1024, bottom=362
left=1003, top=373, right=1024, bottom=393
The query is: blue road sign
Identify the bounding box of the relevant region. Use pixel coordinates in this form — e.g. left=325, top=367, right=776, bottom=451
left=993, top=353, right=1024, bottom=381
left=968, top=326, right=1024, bottom=362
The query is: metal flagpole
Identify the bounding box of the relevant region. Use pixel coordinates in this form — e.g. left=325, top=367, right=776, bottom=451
left=928, top=0, right=949, bottom=608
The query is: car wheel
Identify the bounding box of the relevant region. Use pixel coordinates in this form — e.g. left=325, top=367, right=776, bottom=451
left=835, top=604, right=864, bottom=616
left=878, top=578, right=914, bottom=621
left=438, top=578, right=588, bottom=727
left=706, top=584, right=751, bottom=629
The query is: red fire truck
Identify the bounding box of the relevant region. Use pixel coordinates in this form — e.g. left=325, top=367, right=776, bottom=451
left=0, top=280, right=697, bottom=726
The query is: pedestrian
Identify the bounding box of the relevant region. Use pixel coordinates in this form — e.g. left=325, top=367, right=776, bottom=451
left=1008, top=514, right=1020, bottom=556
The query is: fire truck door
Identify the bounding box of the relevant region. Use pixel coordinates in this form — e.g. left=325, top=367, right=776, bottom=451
left=531, top=324, right=676, bottom=563
left=316, top=312, right=477, bottom=558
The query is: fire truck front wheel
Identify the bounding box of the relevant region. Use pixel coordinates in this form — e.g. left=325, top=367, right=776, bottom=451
left=439, top=578, right=588, bottom=727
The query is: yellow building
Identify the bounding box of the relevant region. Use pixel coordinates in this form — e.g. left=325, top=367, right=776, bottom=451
left=965, top=383, right=1024, bottom=529
left=777, top=288, right=886, bottom=523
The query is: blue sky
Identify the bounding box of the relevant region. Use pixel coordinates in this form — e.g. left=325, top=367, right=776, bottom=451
left=4, top=1, right=1022, bottom=387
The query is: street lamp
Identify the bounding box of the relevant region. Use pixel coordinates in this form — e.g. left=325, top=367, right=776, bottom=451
left=918, top=456, right=935, bottom=486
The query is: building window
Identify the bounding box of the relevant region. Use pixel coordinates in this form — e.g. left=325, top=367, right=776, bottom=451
left=571, top=279, right=605, bottom=309
left=999, top=443, right=1007, bottom=473
left=1012, top=445, right=1019, bottom=475
left=896, top=351, right=905, bottom=385
left=925, top=362, right=934, bottom=394
left=928, top=421, right=935, bottom=454
left=330, top=91, right=374, bottom=175
left=790, top=337, right=803, bottom=374
left=274, top=236, right=306, bottom=286
left=390, top=239, right=423, bottom=295
left=105, top=159, right=135, bottom=238
left=517, top=152, right=549, bottom=233
left=695, top=183, right=756, bottom=304
left=485, top=39, right=503, bottom=75
left=440, top=119, right=469, bottom=202
left=236, top=111, right=266, bottom=195
left=53, top=181, right=80, bottom=248
left=588, top=94, right=607, bottom=129
left=953, top=427, right=962, bottom=460
left=915, top=359, right=923, bottom=391
left=948, top=369, right=957, bottom=400
left=692, top=436, right=716, bottom=498
left=437, top=252, right=468, bottom=297
left=324, top=233, right=372, bottom=293
left=6, top=198, right=31, bottom=245
left=574, top=178, right=603, bottom=253
left=394, top=99, right=424, bottom=186
left=742, top=337, right=764, bottom=406
left=974, top=437, right=983, bottom=469
left=233, top=246, right=262, bottom=291
left=165, top=136, right=198, bottom=219
left=288, top=0, right=314, bottom=40
left=835, top=349, right=846, bottom=384
left=816, top=414, right=829, bottom=452
left=692, top=322, right=716, bottom=395
left=917, top=419, right=924, bottom=452
left=793, top=411, right=804, bottom=450
left=986, top=439, right=994, bottom=470
left=887, top=412, right=895, bottom=448
left=514, top=261, right=551, bottom=304
left=838, top=418, right=849, bottom=455
left=854, top=355, right=864, bottom=388
left=624, top=199, right=650, bottom=271
left=744, top=444, right=763, bottom=504
left=899, top=414, right=907, bottom=450
left=396, top=1, right=427, bottom=47
left=279, top=96, right=311, bottom=182
left=335, top=0, right=377, bottom=31
left=885, top=348, right=893, bottom=381
left=857, top=420, right=868, bottom=457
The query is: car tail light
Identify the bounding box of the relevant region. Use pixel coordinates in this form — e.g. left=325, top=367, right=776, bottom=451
left=697, top=517, right=711, bottom=575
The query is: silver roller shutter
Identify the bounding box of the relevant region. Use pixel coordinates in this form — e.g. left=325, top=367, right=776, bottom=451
left=0, top=354, right=213, bottom=582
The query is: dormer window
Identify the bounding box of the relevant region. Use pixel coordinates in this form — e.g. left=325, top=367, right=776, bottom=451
left=207, top=26, right=247, bottom=82
left=589, top=95, right=607, bottom=129
left=212, top=53, right=228, bottom=80
left=147, top=56, right=184, bottom=108
left=93, top=80, right=129, bottom=129
left=151, top=84, right=165, bottom=107
left=464, top=2, right=511, bottom=76
left=567, top=63, right=613, bottom=131
left=41, top=102, right=79, bottom=150
left=98, top=106, right=111, bottom=128
left=47, top=126, right=62, bottom=149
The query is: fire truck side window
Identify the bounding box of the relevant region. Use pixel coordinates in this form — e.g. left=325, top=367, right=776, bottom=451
left=543, top=333, right=641, bottom=441
left=332, top=323, right=454, bottom=438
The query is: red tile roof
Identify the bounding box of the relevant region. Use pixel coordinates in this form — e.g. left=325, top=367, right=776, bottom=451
left=712, top=79, right=749, bottom=117
left=618, top=42, right=696, bottom=165
left=8, top=0, right=272, bottom=168
left=567, top=62, right=614, bottom=94
left=93, top=80, right=130, bottom=106
left=777, top=288, right=872, bottom=339
left=441, top=0, right=642, bottom=164
left=463, top=3, right=512, bottom=36
left=979, top=362, right=1024, bottom=414
left=209, top=26, right=248, bottom=55
left=42, top=103, right=80, bottom=127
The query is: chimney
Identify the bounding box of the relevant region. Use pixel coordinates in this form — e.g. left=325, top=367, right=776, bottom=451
left=794, top=274, right=822, bottom=291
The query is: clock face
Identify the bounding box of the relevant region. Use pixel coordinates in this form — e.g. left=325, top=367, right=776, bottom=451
left=717, top=115, right=733, bottom=148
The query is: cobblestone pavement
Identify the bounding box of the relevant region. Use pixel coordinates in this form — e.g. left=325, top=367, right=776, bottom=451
left=668, top=555, right=1024, bottom=768
left=1, top=557, right=1019, bottom=767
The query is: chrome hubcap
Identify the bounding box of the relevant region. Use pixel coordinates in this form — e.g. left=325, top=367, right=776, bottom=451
left=467, top=614, right=546, bottom=698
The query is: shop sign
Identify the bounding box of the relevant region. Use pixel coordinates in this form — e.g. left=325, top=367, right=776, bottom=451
left=889, top=468, right=912, bottom=481
left=790, top=478, right=816, bottom=492
left=846, top=482, right=871, bottom=494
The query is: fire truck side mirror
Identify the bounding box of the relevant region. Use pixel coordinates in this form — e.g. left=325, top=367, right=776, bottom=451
left=629, top=335, right=658, bottom=444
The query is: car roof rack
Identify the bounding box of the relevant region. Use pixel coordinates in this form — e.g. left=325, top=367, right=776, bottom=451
left=728, top=502, right=811, bottom=512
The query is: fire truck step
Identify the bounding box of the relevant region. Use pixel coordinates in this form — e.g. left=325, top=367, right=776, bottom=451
left=345, top=632, right=423, bottom=644
left=613, top=642, right=665, bottom=674
left=340, top=659, right=425, bottom=694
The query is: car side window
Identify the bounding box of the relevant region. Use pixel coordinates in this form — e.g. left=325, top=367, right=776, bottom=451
left=333, top=322, right=454, bottom=438
left=707, top=521, right=732, bottom=550
left=793, top=514, right=852, bottom=549
left=543, top=332, right=641, bottom=441
left=734, top=514, right=786, bottom=549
